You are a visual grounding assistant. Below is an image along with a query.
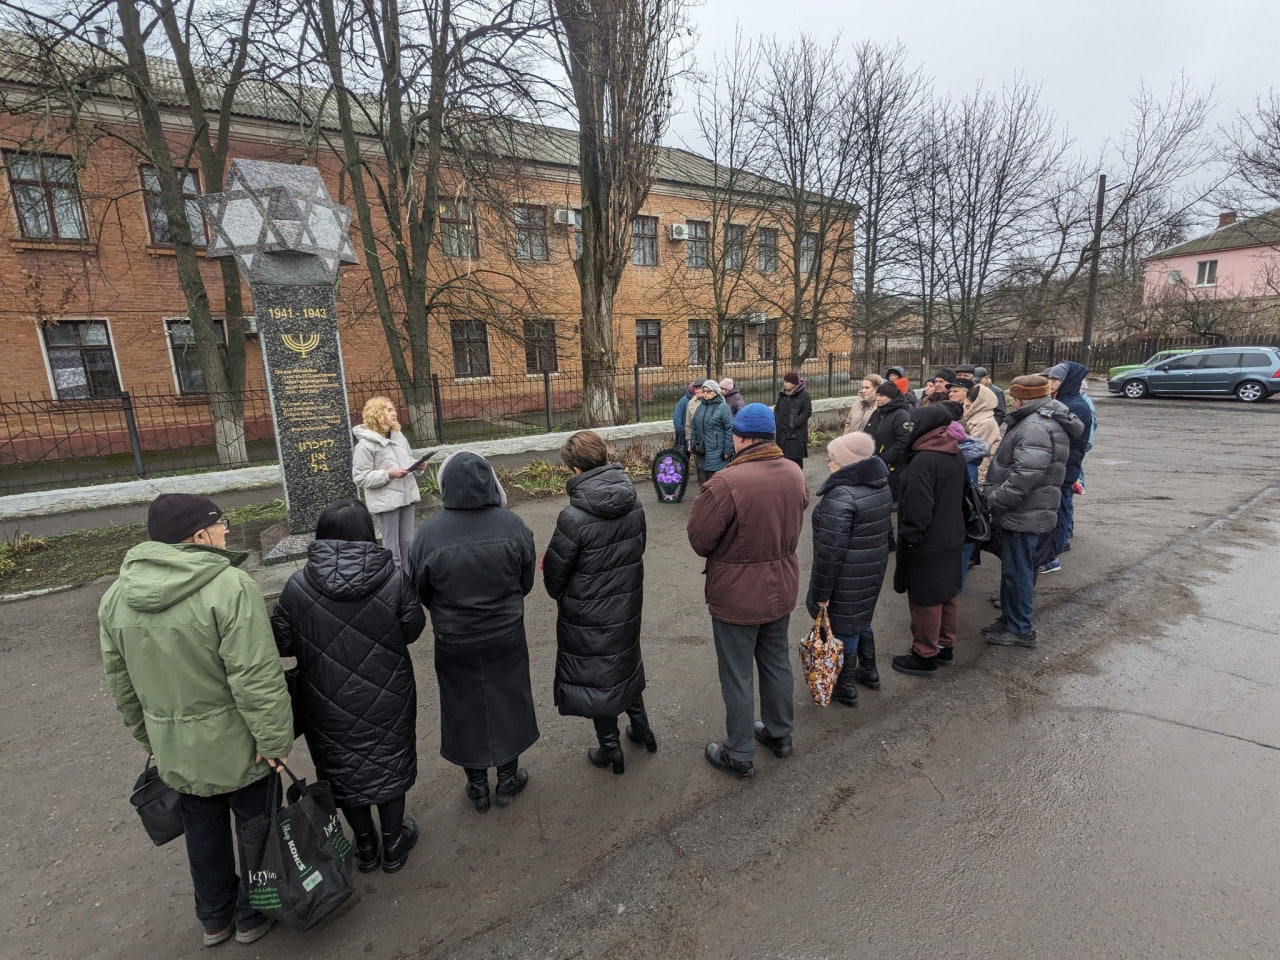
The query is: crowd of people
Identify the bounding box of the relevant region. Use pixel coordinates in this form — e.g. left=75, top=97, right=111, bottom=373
left=97, top=366, right=1095, bottom=946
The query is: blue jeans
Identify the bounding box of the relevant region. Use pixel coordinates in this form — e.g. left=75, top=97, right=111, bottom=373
left=835, top=626, right=873, bottom=663
left=1056, top=484, right=1075, bottom=553
left=999, top=529, right=1038, bottom=636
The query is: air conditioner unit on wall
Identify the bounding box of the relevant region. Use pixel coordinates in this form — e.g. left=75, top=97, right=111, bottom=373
left=552, top=208, right=575, bottom=226
left=744, top=312, right=768, bottom=325
left=668, top=223, right=689, bottom=241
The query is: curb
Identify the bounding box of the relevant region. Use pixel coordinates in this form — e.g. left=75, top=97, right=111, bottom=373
left=0, top=397, right=855, bottom=521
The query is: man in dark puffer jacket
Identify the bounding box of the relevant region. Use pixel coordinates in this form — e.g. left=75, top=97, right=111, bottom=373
left=983, top=375, right=1083, bottom=648
left=272, top=499, right=426, bottom=873
left=1038, top=361, right=1094, bottom=572
left=543, top=430, right=655, bottom=775
left=805, top=431, right=892, bottom=706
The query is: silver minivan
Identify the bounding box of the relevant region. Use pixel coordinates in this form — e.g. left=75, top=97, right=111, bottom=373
left=1107, top=346, right=1280, bottom=403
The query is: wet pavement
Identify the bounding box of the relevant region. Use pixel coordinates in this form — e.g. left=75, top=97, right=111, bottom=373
left=1, top=393, right=1278, bottom=959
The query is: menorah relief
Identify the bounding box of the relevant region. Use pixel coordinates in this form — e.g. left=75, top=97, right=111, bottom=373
left=282, top=333, right=322, bottom=359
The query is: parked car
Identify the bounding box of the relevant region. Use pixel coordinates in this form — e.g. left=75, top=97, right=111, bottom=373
left=1107, top=349, right=1195, bottom=380
left=1107, top=346, right=1280, bottom=403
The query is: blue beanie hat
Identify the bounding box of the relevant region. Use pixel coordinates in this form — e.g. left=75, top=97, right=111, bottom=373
left=733, top=402, right=775, bottom=439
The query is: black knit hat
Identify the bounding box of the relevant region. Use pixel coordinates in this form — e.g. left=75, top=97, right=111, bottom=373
left=147, top=493, right=224, bottom=544
left=875, top=381, right=901, bottom=400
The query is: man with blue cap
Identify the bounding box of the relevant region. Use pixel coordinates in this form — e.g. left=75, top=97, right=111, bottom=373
left=687, top=403, right=810, bottom=779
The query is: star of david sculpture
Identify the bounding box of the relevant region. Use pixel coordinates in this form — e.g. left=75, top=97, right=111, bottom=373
left=201, top=160, right=360, bottom=559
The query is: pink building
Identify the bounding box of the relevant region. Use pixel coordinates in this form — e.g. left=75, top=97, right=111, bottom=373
left=1144, top=209, right=1280, bottom=306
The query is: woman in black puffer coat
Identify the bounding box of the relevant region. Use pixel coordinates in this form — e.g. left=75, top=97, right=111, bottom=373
left=864, top=381, right=912, bottom=500
left=543, top=431, right=654, bottom=774
left=805, top=431, right=892, bottom=706
left=271, top=499, right=426, bottom=875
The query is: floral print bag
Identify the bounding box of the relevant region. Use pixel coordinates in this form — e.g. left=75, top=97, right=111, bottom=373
left=798, top=608, right=844, bottom=707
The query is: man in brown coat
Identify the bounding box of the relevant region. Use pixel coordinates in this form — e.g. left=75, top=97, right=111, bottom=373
left=687, top=403, right=810, bottom=778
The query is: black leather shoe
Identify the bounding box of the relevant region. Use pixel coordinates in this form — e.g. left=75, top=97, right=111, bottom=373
left=753, top=721, right=793, bottom=758
left=495, top=763, right=529, bottom=807
left=936, top=646, right=954, bottom=666
left=381, top=818, right=418, bottom=874
left=891, top=650, right=938, bottom=677
left=354, top=831, right=381, bottom=873
left=704, top=742, right=754, bottom=779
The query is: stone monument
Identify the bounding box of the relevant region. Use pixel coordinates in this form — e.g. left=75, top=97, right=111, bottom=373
left=201, top=159, right=359, bottom=563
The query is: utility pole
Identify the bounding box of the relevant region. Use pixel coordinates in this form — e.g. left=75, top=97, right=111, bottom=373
left=1081, top=174, right=1106, bottom=352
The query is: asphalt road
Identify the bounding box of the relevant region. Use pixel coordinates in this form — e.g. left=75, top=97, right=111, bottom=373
left=1, top=392, right=1278, bottom=960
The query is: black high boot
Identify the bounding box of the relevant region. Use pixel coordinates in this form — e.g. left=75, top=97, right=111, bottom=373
left=624, top=695, right=658, bottom=753
left=832, top=658, right=858, bottom=706
left=354, top=832, right=381, bottom=873
left=381, top=817, right=418, bottom=874
left=854, top=629, right=881, bottom=690
left=588, top=718, right=625, bottom=774
left=494, top=759, right=529, bottom=808
left=464, top=767, right=490, bottom=814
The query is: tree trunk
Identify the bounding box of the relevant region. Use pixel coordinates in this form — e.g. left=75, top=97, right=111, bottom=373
left=404, top=380, right=438, bottom=444
left=579, top=275, right=621, bottom=425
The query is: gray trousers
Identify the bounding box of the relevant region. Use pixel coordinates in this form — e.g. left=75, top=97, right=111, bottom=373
left=712, top=614, right=795, bottom=762
left=374, top=504, right=416, bottom=569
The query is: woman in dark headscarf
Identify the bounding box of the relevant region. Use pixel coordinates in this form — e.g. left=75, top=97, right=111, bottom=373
left=407, top=452, right=539, bottom=813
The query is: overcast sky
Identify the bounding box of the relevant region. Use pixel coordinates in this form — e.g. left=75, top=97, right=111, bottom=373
left=669, top=0, right=1278, bottom=225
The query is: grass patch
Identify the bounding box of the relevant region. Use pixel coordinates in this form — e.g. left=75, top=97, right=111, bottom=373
left=0, top=522, right=147, bottom=594
left=224, top=500, right=287, bottom=525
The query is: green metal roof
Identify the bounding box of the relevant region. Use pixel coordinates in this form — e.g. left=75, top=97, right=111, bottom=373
left=1149, top=208, right=1280, bottom=259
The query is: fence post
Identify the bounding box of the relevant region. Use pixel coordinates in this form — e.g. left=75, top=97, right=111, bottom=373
left=827, top=353, right=834, bottom=398
left=1048, top=336, right=1056, bottom=366
left=633, top=365, right=642, bottom=423
left=431, top=374, right=446, bottom=443
left=543, top=370, right=553, bottom=433
left=771, top=357, right=779, bottom=398
left=121, top=391, right=147, bottom=479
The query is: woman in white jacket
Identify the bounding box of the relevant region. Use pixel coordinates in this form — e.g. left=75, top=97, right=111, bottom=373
left=352, top=396, right=424, bottom=568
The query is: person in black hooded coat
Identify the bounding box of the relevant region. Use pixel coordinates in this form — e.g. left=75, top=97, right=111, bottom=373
left=543, top=431, right=655, bottom=774
left=407, top=451, right=539, bottom=814
left=271, top=498, right=426, bottom=874
left=890, top=404, right=967, bottom=678
left=805, top=430, right=892, bottom=706
left=864, top=382, right=912, bottom=500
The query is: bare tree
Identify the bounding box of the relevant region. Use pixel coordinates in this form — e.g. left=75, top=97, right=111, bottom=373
left=551, top=0, right=685, bottom=425
left=845, top=39, right=928, bottom=355
left=665, top=31, right=773, bottom=374
left=752, top=34, right=858, bottom=368
left=286, top=0, right=551, bottom=439
left=0, top=0, right=278, bottom=465
left=1228, top=89, right=1280, bottom=207
left=933, top=78, right=1067, bottom=356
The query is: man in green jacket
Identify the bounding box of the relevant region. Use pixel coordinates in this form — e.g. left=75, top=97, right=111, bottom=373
left=99, top=494, right=292, bottom=948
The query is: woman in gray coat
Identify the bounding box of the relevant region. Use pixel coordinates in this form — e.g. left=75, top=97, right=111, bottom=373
left=352, top=396, right=425, bottom=568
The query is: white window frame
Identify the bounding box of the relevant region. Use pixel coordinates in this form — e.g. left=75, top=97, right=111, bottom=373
left=37, top=317, right=124, bottom=400
left=1195, top=259, right=1218, bottom=286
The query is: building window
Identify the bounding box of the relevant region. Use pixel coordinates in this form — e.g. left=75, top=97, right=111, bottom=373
left=166, top=318, right=226, bottom=394
left=757, top=227, right=778, bottom=273
left=636, top=320, right=662, bottom=367
left=523, top=318, right=558, bottom=373
left=41, top=320, right=120, bottom=399
left=758, top=320, right=778, bottom=361
left=514, top=205, right=547, bottom=261
left=1195, top=259, right=1218, bottom=286
left=688, top=319, right=711, bottom=367
left=5, top=152, right=87, bottom=240
left=439, top=199, right=479, bottom=259
left=800, top=232, right=818, bottom=274
left=141, top=166, right=207, bottom=246
left=632, top=215, right=658, bottom=266
left=724, top=322, right=745, bottom=363
left=450, top=319, right=490, bottom=377
left=686, top=220, right=709, bottom=268
left=724, top=224, right=745, bottom=272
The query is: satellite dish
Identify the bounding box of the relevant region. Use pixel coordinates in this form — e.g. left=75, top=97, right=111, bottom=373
left=1166, top=270, right=1182, bottom=284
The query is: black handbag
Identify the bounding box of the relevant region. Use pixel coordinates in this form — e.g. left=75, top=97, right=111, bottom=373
left=962, top=476, right=992, bottom=545
left=130, top=755, right=184, bottom=847
left=243, top=765, right=354, bottom=932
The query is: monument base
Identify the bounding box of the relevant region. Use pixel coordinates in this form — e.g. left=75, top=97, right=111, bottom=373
left=261, top=522, right=312, bottom=565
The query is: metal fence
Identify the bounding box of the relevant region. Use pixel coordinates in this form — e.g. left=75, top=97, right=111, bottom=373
left=4, top=334, right=1277, bottom=495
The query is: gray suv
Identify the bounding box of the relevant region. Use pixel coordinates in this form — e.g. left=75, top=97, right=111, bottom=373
left=1107, top=346, right=1280, bottom=403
